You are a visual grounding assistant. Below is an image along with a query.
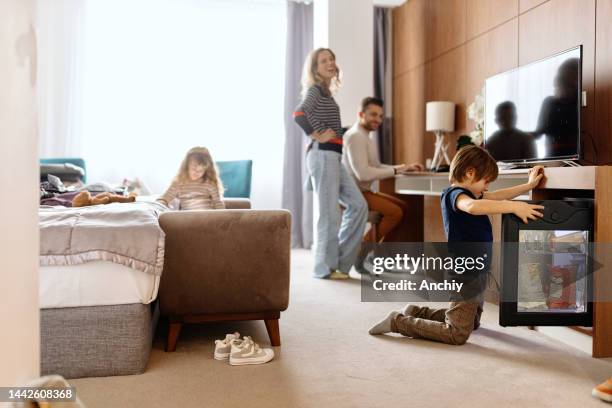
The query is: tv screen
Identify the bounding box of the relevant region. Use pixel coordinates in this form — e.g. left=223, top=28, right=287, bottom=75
left=484, top=46, right=582, bottom=163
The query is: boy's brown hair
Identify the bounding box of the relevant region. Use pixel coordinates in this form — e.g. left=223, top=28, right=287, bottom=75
left=449, top=145, right=499, bottom=183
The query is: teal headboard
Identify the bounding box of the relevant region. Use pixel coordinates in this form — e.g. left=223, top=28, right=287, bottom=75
left=217, top=160, right=252, bottom=199
left=40, top=158, right=87, bottom=183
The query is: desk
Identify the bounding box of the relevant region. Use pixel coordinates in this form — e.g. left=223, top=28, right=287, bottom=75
left=394, top=169, right=530, bottom=198
left=394, top=166, right=597, bottom=196
left=382, top=169, right=533, bottom=242
left=381, top=166, right=612, bottom=358
left=386, top=166, right=599, bottom=241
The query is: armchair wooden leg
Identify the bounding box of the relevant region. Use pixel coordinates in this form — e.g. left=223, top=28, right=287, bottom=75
left=166, top=321, right=182, bottom=352
left=264, top=318, right=281, bottom=347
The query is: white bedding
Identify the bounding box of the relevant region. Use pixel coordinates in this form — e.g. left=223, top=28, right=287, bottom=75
left=40, top=261, right=160, bottom=309
left=39, top=202, right=166, bottom=276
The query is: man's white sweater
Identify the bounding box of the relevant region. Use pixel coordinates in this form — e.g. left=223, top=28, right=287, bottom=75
left=342, top=122, right=394, bottom=192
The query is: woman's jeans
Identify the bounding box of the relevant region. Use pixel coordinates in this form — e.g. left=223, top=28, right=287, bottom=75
left=306, top=148, right=367, bottom=278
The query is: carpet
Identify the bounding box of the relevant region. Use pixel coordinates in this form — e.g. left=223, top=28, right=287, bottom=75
left=71, top=249, right=612, bottom=408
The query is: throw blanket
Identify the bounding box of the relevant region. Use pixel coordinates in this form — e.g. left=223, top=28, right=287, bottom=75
left=39, top=202, right=167, bottom=276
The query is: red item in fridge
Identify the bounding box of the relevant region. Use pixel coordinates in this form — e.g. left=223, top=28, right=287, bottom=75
left=546, top=265, right=577, bottom=309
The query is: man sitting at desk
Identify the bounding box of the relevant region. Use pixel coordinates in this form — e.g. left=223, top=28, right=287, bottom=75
left=343, top=97, right=424, bottom=247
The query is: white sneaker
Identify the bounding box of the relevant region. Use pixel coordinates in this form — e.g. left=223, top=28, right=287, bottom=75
left=230, top=337, right=247, bottom=354
left=229, top=336, right=274, bottom=366
left=214, top=332, right=241, bottom=360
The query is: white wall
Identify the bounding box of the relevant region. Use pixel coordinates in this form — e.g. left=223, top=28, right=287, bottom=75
left=314, top=0, right=374, bottom=126
left=0, top=0, right=40, bottom=387
left=373, top=0, right=406, bottom=6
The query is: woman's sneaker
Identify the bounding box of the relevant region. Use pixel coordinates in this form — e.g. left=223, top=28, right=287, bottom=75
left=593, top=377, right=612, bottom=402
left=229, top=336, right=274, bottom=366
left=329, top=270, right=349, bottom=280
left=214, top=332, right=241, bottom=360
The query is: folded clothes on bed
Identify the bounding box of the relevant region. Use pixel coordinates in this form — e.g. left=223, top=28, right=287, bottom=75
left=40, top=191, right=80, bottom=207
left=39, top=201, right=167, bottom=276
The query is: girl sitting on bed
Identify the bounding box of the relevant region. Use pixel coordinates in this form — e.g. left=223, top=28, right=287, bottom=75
left=157, top=147, right=225, bottom=210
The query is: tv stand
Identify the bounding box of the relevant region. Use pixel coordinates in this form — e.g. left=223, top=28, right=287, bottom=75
left=499, top=163, right=534, bottom=170
left=499, top=160, right=582, bottom=170
left=562, top=160, right=582, bottom=167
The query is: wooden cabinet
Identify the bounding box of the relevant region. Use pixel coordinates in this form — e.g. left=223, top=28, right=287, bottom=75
left=382, top=166, right=612, bottom=357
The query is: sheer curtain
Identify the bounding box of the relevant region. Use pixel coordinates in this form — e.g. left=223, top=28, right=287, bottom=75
left=38, top=0, right=287, bottom=209
left=37, top=0, right=86, bottom=158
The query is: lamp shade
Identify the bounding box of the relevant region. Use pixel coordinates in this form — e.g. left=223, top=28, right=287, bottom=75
left=426, top=101, right=455, bottom=132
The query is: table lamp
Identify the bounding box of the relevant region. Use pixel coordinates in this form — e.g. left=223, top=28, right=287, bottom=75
left=426, top=101, right=455, bottom=171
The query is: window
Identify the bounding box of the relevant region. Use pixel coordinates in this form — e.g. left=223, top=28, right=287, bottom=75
left=80, top=0, right=287, bottom=208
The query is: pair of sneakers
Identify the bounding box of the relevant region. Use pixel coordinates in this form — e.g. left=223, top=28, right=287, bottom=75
left=213, top=332, right=274, bottom=366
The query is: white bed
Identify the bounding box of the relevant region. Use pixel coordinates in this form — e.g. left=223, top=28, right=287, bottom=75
left=40, top=261, right=160, bottom=309
left=39, top=202, right=166, bottom=378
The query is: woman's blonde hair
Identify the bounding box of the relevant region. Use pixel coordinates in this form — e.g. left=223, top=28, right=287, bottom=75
left=175, top=147, right=224, bottom=194
left=300, top=48, right=342, bottom=99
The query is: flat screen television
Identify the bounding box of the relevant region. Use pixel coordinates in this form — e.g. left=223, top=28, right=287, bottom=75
left=484, top=46, right=582, bottom=163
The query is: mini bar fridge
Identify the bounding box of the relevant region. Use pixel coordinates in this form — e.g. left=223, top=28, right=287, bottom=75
left=500, top=199, right=593, bottom=327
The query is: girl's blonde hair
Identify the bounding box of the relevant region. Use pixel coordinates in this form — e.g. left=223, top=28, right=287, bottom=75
left=300, top=47, right=342, bottom=99
left=175, top=147, right=224, bottom=194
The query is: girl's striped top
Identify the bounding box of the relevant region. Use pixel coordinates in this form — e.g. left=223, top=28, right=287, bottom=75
left=157, top=180, right=225, bottom=210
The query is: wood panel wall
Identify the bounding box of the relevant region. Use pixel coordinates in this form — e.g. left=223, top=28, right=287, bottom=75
left=596, top=0, right=612, bottom=164
left=392, top=0, right=612, bottom=241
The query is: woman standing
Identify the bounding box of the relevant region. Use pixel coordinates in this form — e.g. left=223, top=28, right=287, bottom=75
left=293, top=48, right=367, bottom=279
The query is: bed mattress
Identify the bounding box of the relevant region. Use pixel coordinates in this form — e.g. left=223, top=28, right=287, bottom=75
left=40, top=261, right=160, bottom=308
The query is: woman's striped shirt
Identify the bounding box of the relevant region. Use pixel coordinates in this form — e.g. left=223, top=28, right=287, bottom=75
left=293, top=84, right=345, bottom=154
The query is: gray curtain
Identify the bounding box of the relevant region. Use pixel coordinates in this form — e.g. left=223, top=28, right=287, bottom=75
left=374, top=6, right=394, bottom=164
left=282, top=1, right=313, bottom=248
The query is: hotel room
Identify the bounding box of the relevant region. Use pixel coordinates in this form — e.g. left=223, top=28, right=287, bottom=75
left=2, top=0, right=612, bottom=407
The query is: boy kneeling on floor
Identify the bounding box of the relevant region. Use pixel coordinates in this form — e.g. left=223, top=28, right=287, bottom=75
left=369, top=145, right=545, bottom=345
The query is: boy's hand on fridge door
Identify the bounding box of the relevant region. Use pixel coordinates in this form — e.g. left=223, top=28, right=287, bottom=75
left=512, top=201, right=545, bottom=224
left=528, top=165, right=545, bottom=189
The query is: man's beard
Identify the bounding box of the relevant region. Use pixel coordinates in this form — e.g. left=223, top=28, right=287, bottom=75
left=364, top=122, right=380, bottom=132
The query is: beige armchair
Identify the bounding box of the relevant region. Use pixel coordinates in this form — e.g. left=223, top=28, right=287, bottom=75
left=158, top=200, right=291, bottom=351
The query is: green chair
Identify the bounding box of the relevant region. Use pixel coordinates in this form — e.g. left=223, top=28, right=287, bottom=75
left=40, top=157, right=87, bottom=183
left=217, top=160, right=252, bottom=199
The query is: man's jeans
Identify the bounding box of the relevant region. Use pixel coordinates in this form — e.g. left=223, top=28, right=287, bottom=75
left=306, top=148, right=367, bottom=278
